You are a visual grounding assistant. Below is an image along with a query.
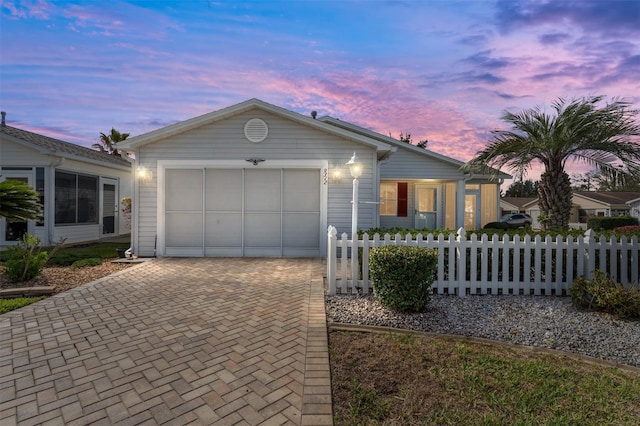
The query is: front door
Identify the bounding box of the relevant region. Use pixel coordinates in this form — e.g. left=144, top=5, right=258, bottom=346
left=101, top=178, right=118, bottom=235
left=0, top=172, right=35, bottom=245
left=414, top=184, right=440, bottom=229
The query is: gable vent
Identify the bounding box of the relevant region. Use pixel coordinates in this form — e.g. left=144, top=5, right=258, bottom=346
left=244, top=118, right=269, bottom=143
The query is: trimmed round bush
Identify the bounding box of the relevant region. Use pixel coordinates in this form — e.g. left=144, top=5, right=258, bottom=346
left=369, top=245, right=437, bottom=312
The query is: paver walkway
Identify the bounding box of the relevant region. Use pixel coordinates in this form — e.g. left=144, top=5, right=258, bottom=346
left=0, top=258, right=332, bottom=425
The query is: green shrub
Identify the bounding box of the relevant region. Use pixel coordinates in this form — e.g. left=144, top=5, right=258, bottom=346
left=369, top=245, right=437, bottom=312
left=482, top=221, right=510, bottom=230
left=71, top=258, right=102, bottom=268
left=3, top=234, right=62, bottom=282
left=570, top=270, right=640, bottom=319
left=0, top=297, right=43, bottom=314
left=587, top=216, right=638, bottom=231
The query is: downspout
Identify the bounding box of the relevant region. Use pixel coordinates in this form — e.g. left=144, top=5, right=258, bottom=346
left=47, top=156, right=64, bottom=246
left=497, top=178, right=505, bottom=221
left=126, top=149, right=138, bottom=257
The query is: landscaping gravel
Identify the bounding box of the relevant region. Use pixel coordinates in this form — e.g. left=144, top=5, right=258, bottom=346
left=326, top=294, right=640, bottom=367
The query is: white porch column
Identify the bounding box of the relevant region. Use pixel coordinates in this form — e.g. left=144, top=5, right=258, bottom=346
left=456, top=178, right=466, bottom=229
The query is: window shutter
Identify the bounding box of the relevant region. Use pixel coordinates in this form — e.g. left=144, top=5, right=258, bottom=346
left=397, top=182, right=408, bottom=217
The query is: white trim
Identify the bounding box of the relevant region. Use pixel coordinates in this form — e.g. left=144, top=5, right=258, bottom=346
left=156, top=159, right=328, bottom=257
left=100, top=177, right=120, bottom=237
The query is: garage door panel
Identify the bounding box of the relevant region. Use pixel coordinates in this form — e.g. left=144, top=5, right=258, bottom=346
left=283, top=213, right=319, bottom=247
left=205, top=213, right=242, bottom=247
left=206, top=169, right=242, bottom=210
left=244, top=213, right=281, bottom=248
left=283, top=170, right=320, bottom=212
left=245, top=170, right=281, bottom=211
left=164, top=167, right=321, bottom=257
left=166, top=212, right=203, bottom=247
left=166, top=169, right=203, bottom=211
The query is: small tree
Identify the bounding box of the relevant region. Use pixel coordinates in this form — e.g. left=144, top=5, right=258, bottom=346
left=0, top=177, right=42, bottom=222
left=93, top=128, right=129, bottom=156
left=393, top=132, right=429, bottom=148
left=466, top=96, right=640, bottom=231
left=505, top=180, right=539, bottom=197
left=3, top=234, right=64, bottom=282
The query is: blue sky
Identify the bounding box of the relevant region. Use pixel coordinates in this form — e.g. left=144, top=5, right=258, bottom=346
left=1, top=0, right=639, bottom=178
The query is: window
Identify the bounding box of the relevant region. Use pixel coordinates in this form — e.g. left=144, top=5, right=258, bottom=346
left=380, top=182, right=397, bottom=216
left=55, top=171, right=98, bottom=225
left=380, top=182, right=408, bottom=217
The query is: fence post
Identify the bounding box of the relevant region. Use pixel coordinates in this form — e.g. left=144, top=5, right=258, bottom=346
left=327, top=226, right=337, bottom=295
left=584, top=229, right=595, bottom=280
left=456, top=227, right=466, bottom=297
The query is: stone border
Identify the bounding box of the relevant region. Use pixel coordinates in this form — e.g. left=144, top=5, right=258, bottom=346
left=301, top=275, right=334, bottom=425
left=329, top=322, right=640, bottom=376
left=0, top=286, right=54, bottom=298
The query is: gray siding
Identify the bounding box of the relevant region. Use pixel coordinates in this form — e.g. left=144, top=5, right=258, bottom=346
left=135, top=109, right=378, bottom=256
left=381, top=147, right=463, bottom=180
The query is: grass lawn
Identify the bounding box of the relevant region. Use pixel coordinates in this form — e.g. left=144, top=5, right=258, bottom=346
left=0, top=242, right=125, bottom=266
left=330, top=331, right=640, bottom=426
left=0, top=297, right=43, bottom=314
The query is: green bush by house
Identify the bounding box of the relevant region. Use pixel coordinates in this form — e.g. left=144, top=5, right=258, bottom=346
left=369, top=245, right=437, bottom=312
left=586, top=216, right=638, bottom=231
left=570, top=270, right=640, bottom=319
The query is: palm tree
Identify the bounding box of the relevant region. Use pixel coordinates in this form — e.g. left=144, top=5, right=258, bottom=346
left=93, top=128, right=130, bottom=156
left=0, top=178, right=42, bottom=222
left=465, top=96, right=640, bottom=230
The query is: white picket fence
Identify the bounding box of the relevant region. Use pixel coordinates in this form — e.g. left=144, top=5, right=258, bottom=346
left=326, top=226, right=640, bottom=297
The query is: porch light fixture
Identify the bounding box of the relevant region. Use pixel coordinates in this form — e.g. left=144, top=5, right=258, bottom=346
left=346, top=152, right=362, bottom=178
left=246, top=158, right=265, bottom=166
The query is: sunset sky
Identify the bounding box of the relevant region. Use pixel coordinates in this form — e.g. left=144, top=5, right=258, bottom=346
left=1, top=0, right=639, bottom=180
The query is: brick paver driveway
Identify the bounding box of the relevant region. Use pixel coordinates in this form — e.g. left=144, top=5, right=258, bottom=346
left=1, top=258, right=332, bottom=425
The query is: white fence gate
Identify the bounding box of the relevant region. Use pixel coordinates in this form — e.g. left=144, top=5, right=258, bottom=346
left=326, top=226, right=640, bottom=297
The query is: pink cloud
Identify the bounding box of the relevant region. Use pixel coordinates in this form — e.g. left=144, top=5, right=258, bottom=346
left=1, top=0, right=52, bottom=19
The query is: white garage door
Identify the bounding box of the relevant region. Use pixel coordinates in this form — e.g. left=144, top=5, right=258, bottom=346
left=164, top=168, right=321, bottom=257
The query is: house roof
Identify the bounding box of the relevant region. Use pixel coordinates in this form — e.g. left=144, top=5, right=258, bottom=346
left=573, top=191, right=640, bottom=208
left=320, top=116, right=511, bottom=179
left=118, top=98, right=395, bottom=159
left=501, top=197, right=537, bottom=209
left=1, top=124, right=131, bottom=170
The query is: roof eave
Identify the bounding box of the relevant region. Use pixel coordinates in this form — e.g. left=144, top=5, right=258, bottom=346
left=118, top=98, right=394, bottom=156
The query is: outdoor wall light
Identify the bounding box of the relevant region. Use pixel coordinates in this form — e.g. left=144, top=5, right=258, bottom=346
left=332, top=169, right=342, bottom=183
left=137, top=166, right=152, bottom=181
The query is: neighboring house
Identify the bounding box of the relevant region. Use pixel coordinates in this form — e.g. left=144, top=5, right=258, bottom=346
left=118, top=99, right=507, bottom=258
left=573, top=191, right=640, bottom=222
left=500, top=197, right=537, bottom=215
left=627, top=196, right=640, bottom=221
left=501, top=191, right=640, bottom=229
left=0, top=115, right=132, bottom=247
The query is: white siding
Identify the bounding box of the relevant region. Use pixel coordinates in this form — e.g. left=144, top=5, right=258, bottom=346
left=0, top=139, right=51, bottom=166
left=135, top=109, right=378, bottom=257
left=0, top=138, right=132, bottom=246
